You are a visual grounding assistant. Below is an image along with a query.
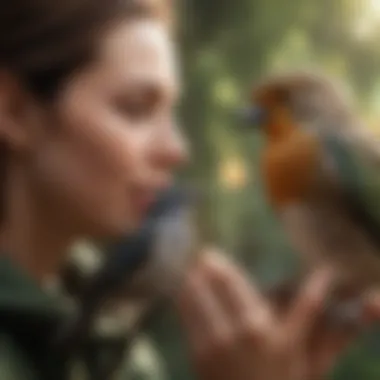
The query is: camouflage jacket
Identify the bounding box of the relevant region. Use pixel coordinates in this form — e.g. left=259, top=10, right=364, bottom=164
left=0, top=252, right=170, bottom=380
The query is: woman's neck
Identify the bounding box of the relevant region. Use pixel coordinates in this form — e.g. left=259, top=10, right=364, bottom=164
left=0, top=168, right=75, bottom=284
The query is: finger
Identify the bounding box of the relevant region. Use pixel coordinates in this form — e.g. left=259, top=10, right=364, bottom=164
left=176, top=267, right=232, bottom=353
left=309, top=324, right=358, bottom=354
left=310, top=331, right=356, bottom=380
left=202, top=250, right=273, bottom=333
left=284, top=267, right=335, bottom=343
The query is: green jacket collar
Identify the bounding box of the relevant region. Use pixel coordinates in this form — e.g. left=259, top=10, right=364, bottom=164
left=0, top=256, right=65, bottom=318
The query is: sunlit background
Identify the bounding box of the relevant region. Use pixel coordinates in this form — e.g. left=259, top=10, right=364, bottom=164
left=122, top=0, right=380, bottom=379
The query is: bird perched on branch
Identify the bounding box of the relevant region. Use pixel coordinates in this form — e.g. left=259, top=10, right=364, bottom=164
left=241, top=71, right=380, bottom=289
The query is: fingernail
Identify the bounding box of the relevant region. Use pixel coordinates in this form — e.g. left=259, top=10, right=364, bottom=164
left=203, top=246, right=225, bottom=260
left=202, top=247, right=230, bottom=268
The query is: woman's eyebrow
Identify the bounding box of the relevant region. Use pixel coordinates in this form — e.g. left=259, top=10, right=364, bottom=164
left=122, top=77, right=180, bottom=100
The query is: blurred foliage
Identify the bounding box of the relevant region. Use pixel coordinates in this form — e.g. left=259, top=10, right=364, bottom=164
left=126, top=0, right=380, bottom=379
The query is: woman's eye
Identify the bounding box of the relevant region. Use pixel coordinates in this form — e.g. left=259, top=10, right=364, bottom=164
left=114, top=87, right=162, bottom=122
left=115, top=99, right=154, bottom=121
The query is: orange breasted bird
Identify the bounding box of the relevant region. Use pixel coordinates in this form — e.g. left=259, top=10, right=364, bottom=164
left=242, top=71, right=380, bottom=289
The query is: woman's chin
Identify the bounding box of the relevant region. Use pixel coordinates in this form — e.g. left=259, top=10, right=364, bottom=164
left=84, top=216, right=140, bottom=241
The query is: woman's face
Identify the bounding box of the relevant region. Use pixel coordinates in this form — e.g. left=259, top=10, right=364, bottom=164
left=23, top=19, right=188, bottom=237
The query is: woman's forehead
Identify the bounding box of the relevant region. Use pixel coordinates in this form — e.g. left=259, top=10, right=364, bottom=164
left=96, top=19, right=180, bottom=93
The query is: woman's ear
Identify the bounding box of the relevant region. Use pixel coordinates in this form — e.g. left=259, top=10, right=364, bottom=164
left=0, top=71, right=37, bottom=155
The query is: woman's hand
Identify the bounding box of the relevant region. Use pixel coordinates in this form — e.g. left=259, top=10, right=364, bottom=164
left=176, top=250, right=377, bottom=380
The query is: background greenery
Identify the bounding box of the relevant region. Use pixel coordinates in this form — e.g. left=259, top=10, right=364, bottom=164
left=125, top=0, right=380, bottom=378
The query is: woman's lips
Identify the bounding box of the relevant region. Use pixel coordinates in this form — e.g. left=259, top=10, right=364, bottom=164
left=130, top=191, right=157, bottom=219
left=129, top=179, right=172, bottom=220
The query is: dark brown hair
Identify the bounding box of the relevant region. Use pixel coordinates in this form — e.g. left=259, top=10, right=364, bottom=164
left=0, top=0, right=172, bottom=219
left=0, top=0, right=172, bottom=99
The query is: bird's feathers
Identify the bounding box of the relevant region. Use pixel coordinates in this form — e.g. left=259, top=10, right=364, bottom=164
left=318, top=129, right=380, bottom=249
left=275, top=122, right=380, bottom=285
left=249, top=71, right=380, bottom=286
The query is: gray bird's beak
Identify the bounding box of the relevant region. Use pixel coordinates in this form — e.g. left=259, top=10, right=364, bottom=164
left=237, top=106, right=266, bottom=128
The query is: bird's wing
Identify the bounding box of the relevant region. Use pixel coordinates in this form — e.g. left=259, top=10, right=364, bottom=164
left=321, top=128, right=380, bottom=246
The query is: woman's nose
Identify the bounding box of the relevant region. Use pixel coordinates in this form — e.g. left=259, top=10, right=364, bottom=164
left=153, top=123, right=190, bottom=169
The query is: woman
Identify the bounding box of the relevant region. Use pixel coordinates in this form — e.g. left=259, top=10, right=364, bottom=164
left=0, top=0, right=377, bottom=379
